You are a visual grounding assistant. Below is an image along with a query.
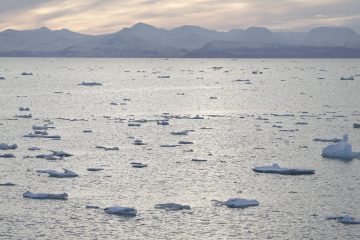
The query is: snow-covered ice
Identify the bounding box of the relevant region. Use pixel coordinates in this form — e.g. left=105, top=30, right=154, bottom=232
left=322, top=134, right=360, bottom=160
left=253, top=163, right=315, bottom=175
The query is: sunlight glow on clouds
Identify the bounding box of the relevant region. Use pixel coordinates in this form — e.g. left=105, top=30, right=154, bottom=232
left=0, top=0, right=359, bottom=34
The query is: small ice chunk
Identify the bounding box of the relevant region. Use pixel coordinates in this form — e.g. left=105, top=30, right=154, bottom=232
left=154, top=203, right=191, bottom=211
left=340, top=76, right=354, bottom=80
left=326, top=215, right=360, bottom=224
left=157, top=120, right=169, bottom=126
left=83, top=130, right=93, bottom=133
left=15, top=114, right=32, bottom=119
left=0, top=143, right=17, bottom=150
left=354, top=123, right=360, bottom=128
left=313, top=137, right=341, bottom=143
left=253, top=163, right=315, bottom=175
left=0, top=153, right=15, bottom=158
left=21, top=72, right=33, bottom=76
left=19, top=107, right=30, bottom=111
left=192, top=158, right=207, bottom=162
left=28, top=147, right=41, bottom=151
left=322, top=134, right=360, bottom=160
left=160, top=144, right=180, bottom=147
left=50, top=150, right=73, bottom=157
left=130, top=162, right=147, bottom=168
left=225, top=198, right=259, bottom=208
left=178, top=141, right=193, bottom=145
left=78, top=82, right=102, bottom=86
left=87, top=167, right=104, bottom=171
left=0, top=182, right=16, bottom=186
left=95, top=146, right=119, bottom=151
left=38, top=169, right=78, bottom=178
left=104, top=206, right=137, bottom=216
left=23, top=191, right=68, bottom=200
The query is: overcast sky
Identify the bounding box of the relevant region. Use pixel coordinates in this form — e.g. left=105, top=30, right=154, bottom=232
left=0, top=0, right=359, bottom=34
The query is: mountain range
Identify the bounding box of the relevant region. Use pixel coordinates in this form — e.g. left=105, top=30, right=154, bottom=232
left=1, top=23, right=360, bottom=58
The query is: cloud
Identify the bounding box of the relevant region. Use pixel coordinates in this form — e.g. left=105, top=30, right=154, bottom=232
left=0, top=0, right=359, bottom=34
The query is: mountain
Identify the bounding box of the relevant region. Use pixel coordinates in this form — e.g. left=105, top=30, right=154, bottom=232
left=0, top=23, right=359, bottom=57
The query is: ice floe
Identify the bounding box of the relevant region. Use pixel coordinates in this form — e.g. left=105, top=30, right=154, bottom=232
left=154, top=203, right=191, bottom=211
left=37, top=169, right=78, bottom=178
left=253, top=163, right=315, bottom=175
left=130, top=162, right=147, bottom=168
left=86, top=204, right=100, bottom=209
left=322, top=134, right=360, bottom=160
left=78, top=82, right=102, bottom=86
left=326, top=215, right=360, bottom=224
left=104, top=206, right=137, bottom=216
left=87, top=167, right=104, bottom=171
left=21, top=72, right=33, bottom=76
left=0, top=182, right=16, bottom=186
left=340, top=76, right=354, bottom=80
left=19, top=107, right=30, bottom=111
left=212, top=198, right=259, bottom=208
left=0, top=153, right=15, bottom=158
left=95, top=146, right=119, bottom=151
left=28, top=147, right=41, bottom=151
left=23, top=191, right=68, bottom=200
left=0, top=143, right=17, bottom=150
left=354, top=123, right=360, bottom=128
left=178, top=141, right=193, bottom=145
left=23, top=133, right=61, bottom=139
left=15, top=114, right=32, bottom=119
left=313, top=137, right=341, bottom=143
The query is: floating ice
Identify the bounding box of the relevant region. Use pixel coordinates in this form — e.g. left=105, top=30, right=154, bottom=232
left=322, top=134, right=360, bottom=160
left=130, top=162, right=147, bottom=168
left=95, top=146, right=119, bottom=151
left=23, top=191, right=68, bottom=200
left=171, top=130, right=192, bottom=136
left=35, top=154, right=62, bottom=160
left=128, top=123, right=141, bottom=127
left=313, top=137, right=341, bottom=143
left=154, top=203, right=191, bottom=211
left=340, top=76, right=354, bottom=80
left=15, top=114, right=32, bottom=119
left=133, top=139, right=146, bottom=145
left=326, top=215, right=360, bottom=224
left=157, top=120, right=169, bottom=126
left=19, top=107, right=30, bottom=111
left=225, top=198, right=259, bottom=208
left=354, top=123, right=360, bottom=128
left=83, top=129, right=93, bottom=133
left=160, top=144, right=180, bottom=148
left=0, top=153, right=15, bottom=158
left=158, top=75, right=170, bottom=78
left=28, top=147, right=41, bottom=151
left=0, top=182, right=16, bottom=186
left=191, top=158, right=207, bottom=162
left=253, top=163, right=315, bottom=175
left=78, top=82, right=102, bottom=86
left=104, top=206, right=137, bottom=216
left=0, top=76, right=5, bottom=80
left=23, top=133, right=61, bottom=139
left=21, top=72, right=33, bottom=76
left=178, top=141, right=193, bottom=145
left=38, top=169, right=78, bottom=178
left=0, top=143, right=17, bottom=150
left=50, top=150, right=73, bottom=157
left=87, top=167, right=104, bottom=171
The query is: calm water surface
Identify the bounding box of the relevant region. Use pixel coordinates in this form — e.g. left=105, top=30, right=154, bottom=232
left=0, top=58, right=359, bottom=239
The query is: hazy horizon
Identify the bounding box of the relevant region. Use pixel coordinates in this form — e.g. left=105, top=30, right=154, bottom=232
left=1, top=0, right=360, bottom=35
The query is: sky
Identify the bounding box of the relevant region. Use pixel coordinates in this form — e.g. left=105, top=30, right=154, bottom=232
left=0, top=0, right=359, bottom=34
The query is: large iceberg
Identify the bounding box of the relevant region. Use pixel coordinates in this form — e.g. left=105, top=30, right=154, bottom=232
left=322, top=134, right=360, bottom=160
left=253, top=163, right=315, bottom=175
left=23, top=191, right=68, bottom=200
left=104, top=206, right=137, bottom=216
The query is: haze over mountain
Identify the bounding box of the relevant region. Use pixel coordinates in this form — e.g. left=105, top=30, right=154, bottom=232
left=1, top=23, right=360, bottom=58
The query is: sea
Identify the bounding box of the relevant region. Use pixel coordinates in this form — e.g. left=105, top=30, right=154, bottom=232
left=0, top=58, right=359, bottom=239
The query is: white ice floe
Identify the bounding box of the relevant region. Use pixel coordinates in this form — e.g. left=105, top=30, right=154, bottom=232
left=253, top=163, right=315, bottom=175
left=37, top=169, right=78, bottom=178
left=15, top=114, right=32, bottom=119
left=178, top=141, right=193, bottom=145
left=225, top=198, right=259, bottom=208
left=326, top=215, right=360, bottom=224
left=50, top=150, right=73, bottom=157
left=0, top=182, right=16, bottom=186
left=154, top=203, right=191, bottom=211
left=313, top=137, right=341, bottom=143
left=28, top=147, right=41, bottom=151
left=0, top=153, right=15, bottom=158
left=23, top=191, right=68, bottom=200
left=23, top=133, right=61, bottom=139
left=0, top=143, right=17, bottom=150
left=78, top=82, right=102, bottom=86
left=95, top=146, right=119, bottom=151
left=19, top=107, right=30, bottom=111
left=130, top=162, right=147, bottom=168
left=322, top=134, right=360, bottom=160
left=340, top=76, right=354, bottom=80
left=87, top=167, right=104, bottom=171
left=212, top=198, right=259, bottom=208
left=104, top=206, right=137, bottom=216
left=157, top=120, right=169, bottom=126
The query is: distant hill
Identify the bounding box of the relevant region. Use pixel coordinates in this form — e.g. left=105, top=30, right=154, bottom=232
left=0, top=23, right=359, bottom=57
